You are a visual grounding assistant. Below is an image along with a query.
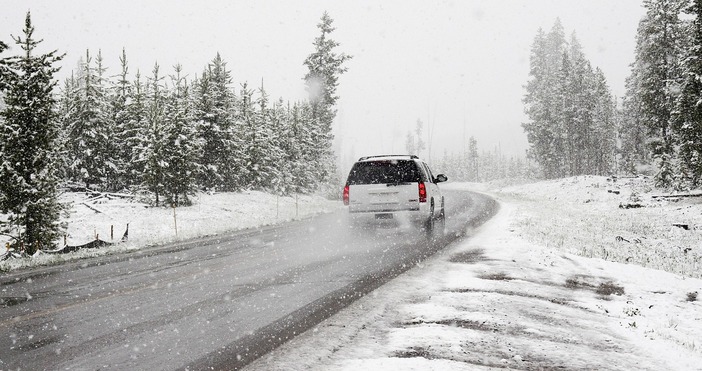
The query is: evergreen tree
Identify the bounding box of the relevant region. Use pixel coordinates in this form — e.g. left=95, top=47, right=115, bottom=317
left=238, top=83, right=269, bottom=189
left=124, top=70, right=148, bottom=187
left=193, top=54, right=242, bottom=191
left=524, top=20, right=617, bottom=179
left=66, top=50, right=114, bottom=190
left=110, top=48, right=134, bottom=190
left=619, top=67, right=650, bottom=174
left=405, top=131, right=416, bottom=155
left=161, top=65, right=199, bottom=205
left=591, top=68, right=617, bottom=175
left=0, top=12, right=64, bottom=252
left=56, top=73, right=79, bottom=182
left=404, top=120, right=426, bottom=157
left=138, top=63, right=167, bottom=205
left=268, top=99, right=291, bottom=195
left=555, top=50, right=576, bottom=175
left=635, top=0, right=686, bottom=186
left=303, top=12, right=351, bottom=187
left=95, top=51, right=120, bottom=191
left=0, top=40, right=9, bottom=90
left=286, top=101, right=316, bottom=193
left=674, top=0, right=702, bottom=186
left=523, top=24, right=565, bottom=178
left=567, top=35, right=597, bottom=175
left=468, top=136, right=479, bottom=181
left=252, top=85, right=283, bottom=190
left=414, top=119, right=426, bottom=156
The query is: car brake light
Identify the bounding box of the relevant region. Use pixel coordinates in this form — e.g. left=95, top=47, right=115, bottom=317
left=418, top=182, right=427, bottom=203
left=343, top=184, right=350, bottom=205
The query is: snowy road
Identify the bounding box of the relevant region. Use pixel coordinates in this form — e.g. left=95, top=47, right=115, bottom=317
left=0, top=190, right=496, bottom=370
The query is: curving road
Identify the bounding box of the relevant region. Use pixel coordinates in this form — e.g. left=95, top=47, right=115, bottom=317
left=0, top=189, right=496, bottom=370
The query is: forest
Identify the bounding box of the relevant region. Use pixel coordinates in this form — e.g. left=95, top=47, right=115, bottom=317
left=0, top=11, right=350, bottom=251
left=3, top=0, right=702, bottom=250
left=620, top=0, right=702, bottom=189
left=520, top=0, right=702, bottom=189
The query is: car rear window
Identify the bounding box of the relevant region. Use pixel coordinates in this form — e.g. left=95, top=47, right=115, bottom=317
left=346, top=160, right=421, bottom=185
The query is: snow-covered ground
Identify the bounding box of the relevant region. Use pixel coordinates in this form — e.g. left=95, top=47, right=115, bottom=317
left=247, top=176, right=702, bottom=370
left=498, top=175, right=702, bottom=279
left=0, top=190, right=341, bottom=271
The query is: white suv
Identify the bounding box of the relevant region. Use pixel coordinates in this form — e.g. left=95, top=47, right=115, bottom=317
left=343, top=155, right=447, bottom=235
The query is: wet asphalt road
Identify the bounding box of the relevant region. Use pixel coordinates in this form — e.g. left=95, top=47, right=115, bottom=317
left=0, top=190, right=496, bottom=370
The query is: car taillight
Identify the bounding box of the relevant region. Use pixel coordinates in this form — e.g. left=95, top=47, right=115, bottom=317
left=343, top=184, right=350, bottom=205
left=418, top=182, right=427, bottom=203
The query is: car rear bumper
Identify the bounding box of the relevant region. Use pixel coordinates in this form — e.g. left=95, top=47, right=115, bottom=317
left=347, top=208, right=429, bottom=228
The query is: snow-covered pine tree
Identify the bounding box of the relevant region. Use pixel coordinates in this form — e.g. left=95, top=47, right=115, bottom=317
left=138, top=63, right=167, bottom=205
left=0, top=12, right=64, bottom=252
left=125, top=70, right=148, bottom=188
left=523, top=24, right=566, bottom=179
left=414, top=119, right=426, bottom=156
left=303, top=12, right=351, bottom=189
left=192, top=70, right=216, bottom=189
left=0, top=40, right=9, bottom=91
left=95, top=51, right=120, bottom=191
left=403, top=120, right=426, bottom=157
left=269, top=99, right=292, bottom=195
left=523, top=28, right=550, bottom=177
left=405, top=132, right=416, bottom=156
left=66, top=50, right=114, bottom=190
left=253, top=84, right=281, bottom=189
left=565, top=34, right=597, bottom=175
left=524, top=20, right=617, bottom=179
left=56, top=73, right=79, bottom=182
left=110, top=48, right=133, bottom=190
left=287, top=101, right=316, bottom=193
left=274, top=102, right=293, bottom=195
left=238, top=83, right=263, bottom=189
left=161, top=64, right=199, bottom=206
left=589, top=68, right=617, bottom=175
left=193, top=54, right=242, bottom=191
left=635, top=0, right=686, bottom=186
left=252, top=85, right=283, bottom=191
left=468, top=136, right=479, bottom=181
left=674, top=0, right=702, bottom=187
left=591, top=68, right=617, bottom=175
left=545, top=20, right=568, bottom=178
left=59, top=66, right=84, bottom=184
left=620, top=61, right=650, bottom=174
left=554, top=50, right=576, bottom=176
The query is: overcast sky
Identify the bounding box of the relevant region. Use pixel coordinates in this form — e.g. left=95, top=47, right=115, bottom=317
left=1, top=0, right=646, bottom=169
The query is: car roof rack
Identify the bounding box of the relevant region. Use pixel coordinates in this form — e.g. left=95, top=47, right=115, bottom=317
left=357, top=155, right=419, bottom=161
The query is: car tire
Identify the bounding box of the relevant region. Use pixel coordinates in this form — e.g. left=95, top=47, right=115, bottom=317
left=436, top=206, right=446, bottom=238
left=424, top=203, right=435, bottom=239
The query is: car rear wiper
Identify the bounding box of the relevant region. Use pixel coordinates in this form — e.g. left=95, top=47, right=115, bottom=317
left=386, top=182, right=412, bottom=187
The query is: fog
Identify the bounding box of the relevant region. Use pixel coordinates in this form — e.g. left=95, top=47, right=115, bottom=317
left=1, top=0, right=645, bottom=170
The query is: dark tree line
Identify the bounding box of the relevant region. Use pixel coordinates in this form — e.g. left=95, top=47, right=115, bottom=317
left=0, top=12, right=350, bottom=252
left=620, top=0, right=702, bottom=189
left=522, top=19, right=618, bottom=179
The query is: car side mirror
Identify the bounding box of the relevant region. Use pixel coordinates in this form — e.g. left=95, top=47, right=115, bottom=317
left=435, top=174, right=448, bottom=183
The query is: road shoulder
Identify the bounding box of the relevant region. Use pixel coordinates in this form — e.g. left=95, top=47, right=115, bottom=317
left=246, top=200, right=702, bottom=371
